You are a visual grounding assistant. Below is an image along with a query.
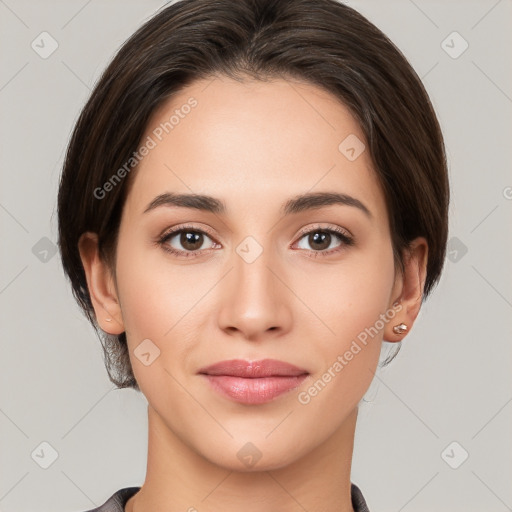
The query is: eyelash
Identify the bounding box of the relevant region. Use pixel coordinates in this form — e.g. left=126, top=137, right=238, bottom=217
left=157, top=224, right=354, bottom=259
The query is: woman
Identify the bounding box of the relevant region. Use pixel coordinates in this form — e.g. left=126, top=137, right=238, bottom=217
left=57, top=0, right=449, bottom=510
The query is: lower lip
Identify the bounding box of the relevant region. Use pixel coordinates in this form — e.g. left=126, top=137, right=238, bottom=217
left=202, top=374, right=309, bottom=404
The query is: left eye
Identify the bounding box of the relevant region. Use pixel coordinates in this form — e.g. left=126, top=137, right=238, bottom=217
left=295, top=229, right=351, bottom=252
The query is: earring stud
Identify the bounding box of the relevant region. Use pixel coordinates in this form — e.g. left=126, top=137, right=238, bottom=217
left=393, top=323, right=408, bottom=335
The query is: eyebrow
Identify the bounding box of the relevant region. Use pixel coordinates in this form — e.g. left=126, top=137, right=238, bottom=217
left=143, top=191, right=372, bottom=218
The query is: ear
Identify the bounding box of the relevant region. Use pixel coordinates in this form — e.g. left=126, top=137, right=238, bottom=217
left=384, top=237, right=428, bottom=342
left=78, top=232, right=125, bottom=335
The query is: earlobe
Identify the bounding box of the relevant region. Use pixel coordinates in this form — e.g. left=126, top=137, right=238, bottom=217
left=384, top=237, right=428, bottom=343
left=78, top=232, right=125, bottom=335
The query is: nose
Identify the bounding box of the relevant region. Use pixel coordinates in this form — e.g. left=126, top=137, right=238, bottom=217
left=216, top=242, right=293, bottom=341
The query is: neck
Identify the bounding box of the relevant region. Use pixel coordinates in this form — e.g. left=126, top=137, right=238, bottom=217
left=125, top=405, right=358, bottom=512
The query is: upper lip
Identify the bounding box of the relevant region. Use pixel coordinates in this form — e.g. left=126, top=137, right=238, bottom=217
left=198, top=359, right=309, bottom=378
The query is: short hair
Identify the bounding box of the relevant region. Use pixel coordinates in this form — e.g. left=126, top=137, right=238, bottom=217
left=57, top=0, right=450, bottom=390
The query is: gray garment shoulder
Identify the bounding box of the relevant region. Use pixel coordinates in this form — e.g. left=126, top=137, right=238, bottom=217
left=79, top=483, right=370, bottom=512
left=81, top=487, right=140, bottom=512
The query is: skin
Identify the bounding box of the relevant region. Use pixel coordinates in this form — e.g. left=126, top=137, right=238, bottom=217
left=79, top=76, right=428, bottom=512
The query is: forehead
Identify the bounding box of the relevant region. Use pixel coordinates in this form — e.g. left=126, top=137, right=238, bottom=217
left=123, top=75, right=388, bottom=226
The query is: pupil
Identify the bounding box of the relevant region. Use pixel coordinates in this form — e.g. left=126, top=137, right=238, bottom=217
left=311, top=231, right=330, bottom=250
left=182, top=231, right=202, bottom=250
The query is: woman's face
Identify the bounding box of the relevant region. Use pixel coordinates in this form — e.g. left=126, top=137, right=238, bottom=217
left=98, top=76, right=408, bottom=470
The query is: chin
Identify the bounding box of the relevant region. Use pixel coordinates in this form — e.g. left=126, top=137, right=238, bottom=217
left=203, top=442, right=303, bottom=473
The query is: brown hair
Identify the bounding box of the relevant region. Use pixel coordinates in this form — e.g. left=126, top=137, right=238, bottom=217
left=57, top=0, right=449, bottom=390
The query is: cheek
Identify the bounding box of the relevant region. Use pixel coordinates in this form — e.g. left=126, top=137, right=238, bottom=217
left=299, top=240, right=396, bottom=390
left=114, top=234, right=206, bottom=336
left=301, top=240, right=395, bottom=338
left=114, top=238, right=215, bottom=382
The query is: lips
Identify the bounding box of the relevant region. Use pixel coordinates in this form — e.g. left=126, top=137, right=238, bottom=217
left=198, top=359, right=308, bottom=378
left=198, top=359, right=309, bottom=404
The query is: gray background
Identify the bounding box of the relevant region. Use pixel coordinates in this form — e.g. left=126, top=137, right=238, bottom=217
left=1, top=0, right=511, bottom=511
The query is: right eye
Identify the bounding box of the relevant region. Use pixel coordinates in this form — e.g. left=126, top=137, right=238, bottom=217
left=158, top=225, right=221, bottom=258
